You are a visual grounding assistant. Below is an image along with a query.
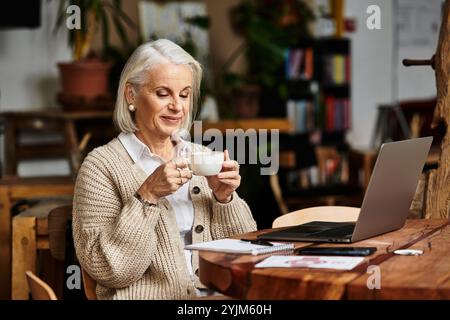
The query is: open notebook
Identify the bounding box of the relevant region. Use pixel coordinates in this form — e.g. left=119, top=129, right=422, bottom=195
left=185, top=239, right=295, bottom=256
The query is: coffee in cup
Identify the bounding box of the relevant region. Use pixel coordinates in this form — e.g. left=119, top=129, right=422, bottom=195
left=189, top=151, right=224, bottom=176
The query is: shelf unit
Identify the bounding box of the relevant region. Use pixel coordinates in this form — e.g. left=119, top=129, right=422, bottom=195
left=278, top=37, right=362, bottom=210
left=284, top=37, right=351, bottom=136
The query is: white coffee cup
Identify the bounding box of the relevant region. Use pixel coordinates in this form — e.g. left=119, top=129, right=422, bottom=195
left=189, top=151, right=224, bottom=176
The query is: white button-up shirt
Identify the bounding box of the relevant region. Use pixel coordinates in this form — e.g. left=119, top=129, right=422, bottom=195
left=118, top=132, right=195, bottom=277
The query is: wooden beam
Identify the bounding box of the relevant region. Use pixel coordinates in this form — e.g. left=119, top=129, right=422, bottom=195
left=0, top=186, right=12, bottom=299
left=9, top=183, right=74, bottom=199
left=12, top=216, right=36, bottom=300
left=426, top=0, right=450, bottom=219
left=16, top=144, right=67, bottom=160
left=199, top=118, right=294, bottom=134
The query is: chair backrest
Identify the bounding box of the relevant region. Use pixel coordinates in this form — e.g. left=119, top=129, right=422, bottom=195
left=48, top=204, right=73, bottom=261
left=81, top=268, right=97, bottom=300
left=272, top=206, right=360, bottom=228
left=25, top=271, right=58, bottom=300
left=48, top=204, right=97, bottom=300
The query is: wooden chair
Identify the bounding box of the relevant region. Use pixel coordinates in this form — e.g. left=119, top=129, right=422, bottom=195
left=81, top=268, right=97, bottom=300
left=25, top=270, right=58, bottom=300
left=48, top=204, right=97, bottom=300
left=272, top=206, right=360, bottom=228
left=0, top=176, right=74, bottom=299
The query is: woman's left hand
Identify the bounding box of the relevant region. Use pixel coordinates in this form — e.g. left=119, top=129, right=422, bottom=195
left=206, top=150, right=241, bottom=203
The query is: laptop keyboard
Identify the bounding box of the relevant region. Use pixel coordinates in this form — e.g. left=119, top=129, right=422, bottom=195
left=258, top=221, right=356, bottom=242
left=318, top=224, right=355, bottom=238
left=282, top=221, right=355, bottom=239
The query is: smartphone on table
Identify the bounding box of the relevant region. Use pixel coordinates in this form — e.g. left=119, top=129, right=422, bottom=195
left=295, top=247, right=376, bottom=257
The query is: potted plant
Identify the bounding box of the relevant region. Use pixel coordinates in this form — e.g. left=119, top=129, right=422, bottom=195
left=54, top=0, right=136, bottom=110
left=222, top=0, right=315, bottom=118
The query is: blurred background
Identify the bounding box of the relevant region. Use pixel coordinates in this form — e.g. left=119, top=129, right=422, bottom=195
left=0, top=0, right=444, bottom=300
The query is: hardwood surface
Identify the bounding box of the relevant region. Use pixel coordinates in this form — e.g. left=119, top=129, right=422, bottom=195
left=199, top=219, right=450, bottom=299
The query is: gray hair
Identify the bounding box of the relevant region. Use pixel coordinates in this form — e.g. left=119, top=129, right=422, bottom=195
left=114, top=39, right=202, bottom=133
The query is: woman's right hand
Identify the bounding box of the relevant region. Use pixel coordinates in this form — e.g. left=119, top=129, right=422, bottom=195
left=136, top=159, right=192, bottom=203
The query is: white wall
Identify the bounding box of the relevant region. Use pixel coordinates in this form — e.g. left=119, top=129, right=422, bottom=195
left=0, top=1, right=71, bottom=110
left=345, top=0, right=440, bottom=149
left=345, top=0, right=393, bottom=149
left=0, top=1, right=71, bottom=176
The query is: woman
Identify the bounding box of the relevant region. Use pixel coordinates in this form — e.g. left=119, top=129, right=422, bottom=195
left=72, top=39, right=257, bottom=300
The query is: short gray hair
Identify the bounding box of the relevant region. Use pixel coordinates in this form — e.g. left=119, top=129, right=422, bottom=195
left=114, top=39, right=203, bottom=133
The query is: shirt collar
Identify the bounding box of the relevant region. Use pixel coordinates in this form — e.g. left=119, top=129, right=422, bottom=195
left=118, top=132, right=191, bottom=163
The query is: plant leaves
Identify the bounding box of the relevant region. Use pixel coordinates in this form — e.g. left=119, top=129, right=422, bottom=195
left=110, top=0, right=137, bottom=29
left=100, top=9, right=110, bottom=54
left=184, top=15, right=210, bottom=30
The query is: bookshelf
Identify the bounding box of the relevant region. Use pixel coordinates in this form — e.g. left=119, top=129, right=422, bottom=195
left=278, top=37, right=362, bottom=209
left=285, top=37, right=351, bottom=135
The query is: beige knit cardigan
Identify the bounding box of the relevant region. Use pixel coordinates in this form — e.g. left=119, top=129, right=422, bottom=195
left=72, top=138, right=257, bottom=300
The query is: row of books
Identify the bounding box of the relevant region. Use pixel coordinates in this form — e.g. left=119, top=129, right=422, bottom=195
left=284, top=48, right=314, bottom=80
left=325, top=96, right=351, bottom=132
left=286, top=97, right=351, bottom=133
left=285, top=157, right=349, bottom=190
left=286, top=100, right=315, bottom=133
left=322, top=54, right=351, bottom=85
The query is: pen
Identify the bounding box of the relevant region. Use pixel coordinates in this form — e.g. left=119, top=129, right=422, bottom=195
left=240, top=239, right=273, bottom=246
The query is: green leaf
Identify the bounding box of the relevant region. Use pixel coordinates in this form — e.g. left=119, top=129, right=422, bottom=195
left=223, top=73, right=244, bottom=89
left=110, top=0, right=137, bottom=30
left=112, top=13, right=129, bottom=49
left=184, top=15, right=210, bottom=30
left=53, top=0, right=68, bottom=34
left=100, top=9, right=110, bottom=54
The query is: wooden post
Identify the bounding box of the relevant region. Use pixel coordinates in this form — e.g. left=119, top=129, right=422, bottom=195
left=425, top=0, right=450, bottom=219
left=409, top=1, right=450, bottom=219
left=0, top=185, right=12, bottom=299
left=11, top=216, right=37, bottom=300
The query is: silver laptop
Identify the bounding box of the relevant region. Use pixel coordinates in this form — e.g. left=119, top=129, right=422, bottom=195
left=258, top=137, right=433, bottom=243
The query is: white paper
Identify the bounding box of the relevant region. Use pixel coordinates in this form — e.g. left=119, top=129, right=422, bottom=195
left=185, top=239, right=294, bottom=255
left=255, top=255, right=365, bottom=270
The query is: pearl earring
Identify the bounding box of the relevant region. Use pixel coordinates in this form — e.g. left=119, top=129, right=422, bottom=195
left=128, top=104, right=136, bottom=112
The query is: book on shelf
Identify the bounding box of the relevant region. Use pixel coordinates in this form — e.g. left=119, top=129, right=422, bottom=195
left=285, top=48, right=314, bottom=80
left=325, top=96, right=351, bottom=132
left=286, top=96, right=350, bottom=133
left=286, top=154, right=349, bottom=190
left=323, top=54, right=351, bottom=85
left=286, top=99, right=316, bottom=133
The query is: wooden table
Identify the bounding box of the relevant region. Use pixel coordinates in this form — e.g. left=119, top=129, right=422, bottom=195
left=0, top=109, right=114, bottom=176
left=199, top=219, right=450, bottom=299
